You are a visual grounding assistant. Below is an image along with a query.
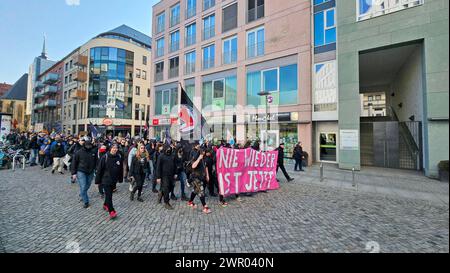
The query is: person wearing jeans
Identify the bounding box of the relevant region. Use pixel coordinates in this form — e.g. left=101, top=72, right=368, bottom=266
left=71, top=137, right=97, bottom=208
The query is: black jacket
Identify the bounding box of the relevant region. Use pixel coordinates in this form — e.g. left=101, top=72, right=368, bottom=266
left=95, top=152, right=124, bottom=185
left=71, top=146, right=98, bottom=175
left=129, top=156, right=149, bottom=179
left=67, top=143, right=82, bottom=156
left=156, top=153, right=176, bottom=179
left=51, top=141, right=66, bottom=158
left=276, top=147, right=285, bottom=166
left=29, top=136, right=39, bottom=150
left=293, top=146, right=303, bottom=160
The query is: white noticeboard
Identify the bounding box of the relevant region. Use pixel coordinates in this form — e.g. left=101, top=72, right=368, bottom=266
left=340, top=129, right=359, bottom=150
left=0, top=115, right=12, bottom=142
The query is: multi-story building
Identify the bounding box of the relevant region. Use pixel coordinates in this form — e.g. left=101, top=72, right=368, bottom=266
left=335, top=0, right=449, bottom=178
left=151, top=0, right=312, bottom=160
left=0, top=74, right=28, bottom=131
left=33, top=61, right=64, bottom=133
left=26, top=38, right=57, bottom=130
left=61, top=25, right=152, bottom=137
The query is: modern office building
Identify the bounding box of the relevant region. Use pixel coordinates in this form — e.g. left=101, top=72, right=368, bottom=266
left=151, top=0, right=312, bottom=160
left=26, top=37, right=57, bottom=130
left=33, top=61, right=64, bottom=133
left=60, top=25, right=152, bottom=137
left=0, top=74, right=29, bottom=131
left=335, top=0, right=449, bottom=178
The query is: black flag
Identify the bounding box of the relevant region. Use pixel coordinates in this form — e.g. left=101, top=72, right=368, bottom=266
left=179, top=82, right=208, bottom=140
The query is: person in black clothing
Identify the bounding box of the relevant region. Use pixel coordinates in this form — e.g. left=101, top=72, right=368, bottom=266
left=276, top=143, right=294, bottom=182
left=28, top=133, right=40, bottom=166
left=95, top=143, right=123, bottom=219
left=96, top=144, right=108, bottom=196
left=187, top=143, right=212, bottom=214
left=129, top=144, right=150, bottom=202
left=151, top=143, right=163, bottom=193
left=71, top=137, right=98, bottom=208
left=51, top=135, right=66, bottom=174
left=204, top=149, right=228, bottom=207
left=156, top=145, right=177, bottom=210
left=293, top=142, right=304, bottom=171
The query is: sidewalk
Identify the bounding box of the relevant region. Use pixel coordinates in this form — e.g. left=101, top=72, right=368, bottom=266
left=285, top=162, right=449, bottom=206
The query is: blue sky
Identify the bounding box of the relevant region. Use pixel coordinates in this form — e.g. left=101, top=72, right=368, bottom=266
left=0, top=0, right=160, bottom=84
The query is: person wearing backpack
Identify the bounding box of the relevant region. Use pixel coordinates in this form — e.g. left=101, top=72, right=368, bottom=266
left=95, top=143, right=123, bottom=219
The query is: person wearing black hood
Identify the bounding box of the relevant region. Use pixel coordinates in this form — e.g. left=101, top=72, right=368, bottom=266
left=71, top=136, right=98, bottom=208
left=155, top=144, right=176, bottom=210
left=95, top=143, right=123, bottom=219
left=129, top=144, right=150, bottom=202
left=276, top=143, right=294, bottom=182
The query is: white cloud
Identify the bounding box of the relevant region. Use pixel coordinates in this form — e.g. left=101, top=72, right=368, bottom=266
left=65, top=0, right=80, bottom=6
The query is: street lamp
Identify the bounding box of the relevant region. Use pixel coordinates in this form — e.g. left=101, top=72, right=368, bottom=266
left=258, top=91, right=270, bottom=151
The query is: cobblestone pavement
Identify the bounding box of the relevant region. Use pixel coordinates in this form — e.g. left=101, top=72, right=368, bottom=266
left=0, top=166, right=448, bottom=253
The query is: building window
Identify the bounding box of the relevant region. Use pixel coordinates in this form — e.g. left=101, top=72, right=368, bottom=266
left=185, top=23, right=197, bottom=47
left=223, top=3, right=238, bottom=33
left=186, top=0, right=197, bottom=19
left=65, top=63, right=69, bottom=71
left=142, top=70, right=147, bottom=80
left=156, top=38, right=165, bottom=57
left=203, top=0, right=215, bottom=11
left=203, top=44, right=215, bottom=70
left=170, top=31, right=180, bottom=52
left=147, top=88, right=151, bottom=98
left=156, top=12, right=166, bottom=33
left=65, top=76, right=68, bottom=84
left=185, top=51, right=196, bottom=75
left=69, top=74, right=72, bottom=82
left=247, top=63, right=298, bottom=106
left=314, top=61, right=337, bottom=112
left=136, top=86, right=141, bottom=96
left=314, top=8, right=336, bottom=47
left=143, top=56, right=147, bottom=65
left=170, top=3, right=181, bottom=27
left=135, top=103, right=140, bottom=120
left=155, top=88, right=178, bottom=115
left=203, top=14, right=215, bottom=41
left=247, top=27, right=264, bottom=59
left=169, top=56, right=180, bottom=78
left=357, top=0, right=424, bottom=21
left=247, top=0, right=264, bottom=23
left=223, top=36, right=237, bottom=65
left=155, top=62, right=164, bottom=82
left=136, top=69, right=141, bottom=78
left=202, top=76, right=237, bottom=110
left=70, top=60, right=73, bottom=69
left=368, top=96, right=373, bottom=101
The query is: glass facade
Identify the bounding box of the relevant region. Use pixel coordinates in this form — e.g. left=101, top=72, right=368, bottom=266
left=247, top=64, right=298, bottom=106
left=202, top=76, right=237, bottom=111
left=314, top=8, right=336, bottom=47
left=155, top=88, right=178, bottom=115
left=88, top=47, right=134, bottom=119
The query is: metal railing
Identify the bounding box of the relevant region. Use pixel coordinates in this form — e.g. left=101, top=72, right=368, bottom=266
left=155, top=72, right=164, bottom=82
left=203, top=58, right=215, bottom=70
left=246, top=42, right=265, bottom=59
left=186, top=7, right=196, bottom=19
left=169, top=67, right=179, bottom=78
left=170, top=41, right=180, bottom=53
left=222, top=51, right=237, bottom=65
left=357, top=0, right=424, bottom=21
left=202, top=26, right=215, bottom=40
left=203, top=0, right=215, bottom=11
left=156, top=47, right=164, bottom=57
left=185, top=62, right=196, bottom=75
left=170, top=15, right=180, bottom=27
left=247, top=5, right=265, bottom=23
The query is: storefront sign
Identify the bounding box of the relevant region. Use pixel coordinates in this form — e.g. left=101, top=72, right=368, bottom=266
left=340, top=130, right=359, bottom=150
left=248, top=112, right=292, bottom=123
left=103, top=119, right=113, bottom=126
left=216, top=147, right=280, bottom=196
left=153, top=118, right=178, bottom=126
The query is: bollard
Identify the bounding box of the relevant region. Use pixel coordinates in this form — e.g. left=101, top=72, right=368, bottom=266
left=320, top=163, right=324, bottom=182
left=352, top=167, right=356, bottom=187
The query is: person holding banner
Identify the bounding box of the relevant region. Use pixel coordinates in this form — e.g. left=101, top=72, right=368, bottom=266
left=187, top=143, right=212, bottom=214
left=276, top=143, right=295, bottom=182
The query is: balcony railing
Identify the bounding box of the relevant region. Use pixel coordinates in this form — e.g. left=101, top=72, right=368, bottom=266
left=169, top=67, right=179, bottom=78
left=43, top=85, right=58, bottom=95
left=203, top=58, right=215, bottom=70
left=71, top=90, right=87, bottom=100
left=246, top=42, right=265, bottom=59
left=73, top=71, right=87, bottom=82
left=74, top=55, right=88, bottom=66
left=42, top=73, right=60, bottom=84
left=155, top=72, right=164, bottom=82
left=357, top=0, right=424, bottom=21
left=186, top=7, right=196, bottom=19
left=34, top=103, right=44, bottom=110
left=247, top=5, right=265, bottom=23
left=203, top=0, right=215, bottom=11
left=185, top=62, right=196, bottom=75
left=170, top=15, right=180, bottom=27
left=202, top=26, right=215, bottom=41
left=185, top=34, right=196, bottom=47
left=223, top=51, right=237, bottom=65
left=34, top=91, right=44, bottom=99
left=34, top=81, right=45, bottom=91
left=44, top=99, right=57, bottom=108
left=170, top=41, right=180, bottom=53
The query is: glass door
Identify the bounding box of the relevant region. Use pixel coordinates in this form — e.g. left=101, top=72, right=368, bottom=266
left=319, top=132, right=337, bottom=162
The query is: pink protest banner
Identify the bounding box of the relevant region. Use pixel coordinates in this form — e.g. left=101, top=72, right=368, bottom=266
left=216, top=147, right=280, bottom=196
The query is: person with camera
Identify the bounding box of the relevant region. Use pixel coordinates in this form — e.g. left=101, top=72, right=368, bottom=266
left=71, top=136, right=97, bottom=208
left=187, top=142, right=212, bottom=214
left=155, top=144, right=177, bottom=210
left=129, top=144, right=150, bottom=202
left=95, top=143, right=123, bottom=219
